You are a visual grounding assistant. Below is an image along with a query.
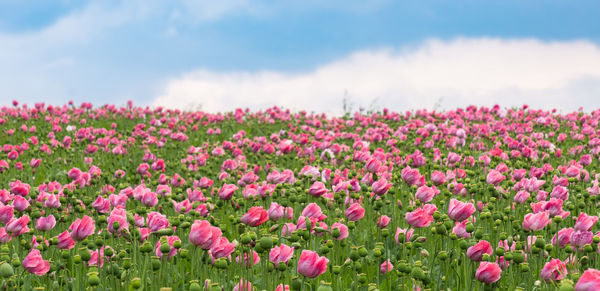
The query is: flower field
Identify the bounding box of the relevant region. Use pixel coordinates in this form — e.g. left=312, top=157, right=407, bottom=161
left=2, top=102, right=600, bottom=290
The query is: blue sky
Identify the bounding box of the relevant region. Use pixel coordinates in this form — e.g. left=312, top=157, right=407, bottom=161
left=1, top=0, right=600, bottom=113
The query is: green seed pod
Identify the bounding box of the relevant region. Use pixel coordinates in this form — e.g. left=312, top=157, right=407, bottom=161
left=80, top=249, right=92, bottom=262
left=410, top=267, right=426, bottom=281
left=156, top=228, right=174, bottom=236
left=173, top=240, right=182, bottom=249
left=474, top=229, right=484, bottom=239
left=113, top=221, right=120, bottom=231
left=433, top=223, right=448, bottom=236
left=350, top=249, right=360, bottom=261
left=151, top=257, right=161, bottom=271
left=558, top=280, right=575, bottom=291
left=105, top=247, right=114, bottom=257
left=326, top=240, right=334, bottom=248
left=88, top=274, right=100, bottom=286
left=215, top=258, right=228, bottom=269
left=123, top=258, right=132, bottom=269
left=160, top=243, right=171, bottom=254
left=398, top=262, right=410, bottom=274
left=358, top=246, right=368, bottom=257
left=534, top=237, right=545, bottom=248
left=513, top=253, right=525, bottom=264
left=300, top=230, right=310, bottom=241
left=482, top=254, right=490, bottom=262
left=444, top=220, right=453, bottom=231
left=382, top=228, right=389, bottom=237
left=348, top=221, right=356, bottom=230
left=373, top=248, right=382, bottom=257
left=358, top=273, right=367, bottom=284
left=438, top=251, right=448, bottom=261
left=515, top=242, right=523, bottom=250
left=241, top=234, right=252, bottom=244
left=259, top=237, right=273, bottom=250
left=291, top=277, right=302, bottom=290
left=189, top=282, right=202, bottom=291
left=332, top=228, right=341, bottom=238
left=141, top=242, right=153, bottom=253
left=354, top=261, right=363, bottom=271
left=553, top=216, right=562, bottom=224
left=317, top=282, right=333, bottom=291
left=131, top=277, right=142, bottom=289
left=318, top=245, right=330, bottom=255
left=180, top=248, right=189, bottom=259
left=0, top=262, right=14, bottom=278
left=565, top=244, right=573, bottom=253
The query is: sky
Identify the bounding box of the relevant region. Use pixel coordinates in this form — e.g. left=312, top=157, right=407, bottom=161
left=1, top=0, right=600, bottom=114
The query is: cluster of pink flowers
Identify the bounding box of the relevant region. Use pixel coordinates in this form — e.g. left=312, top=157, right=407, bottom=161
left=2, top=102, right=600, bottom=290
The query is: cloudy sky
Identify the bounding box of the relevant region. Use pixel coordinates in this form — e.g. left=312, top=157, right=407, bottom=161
left=1, top=0, right=600, bottom=114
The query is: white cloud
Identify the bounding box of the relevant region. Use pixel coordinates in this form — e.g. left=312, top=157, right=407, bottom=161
left=153, top=38, right=600, bottom=114
left=0, top=0, right=258, bottom=104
